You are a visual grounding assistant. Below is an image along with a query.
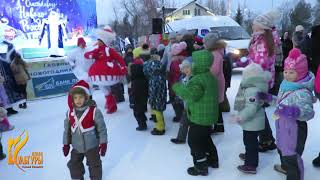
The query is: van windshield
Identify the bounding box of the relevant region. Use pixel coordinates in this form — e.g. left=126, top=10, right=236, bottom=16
left=210, top=26, right=250, bottom=40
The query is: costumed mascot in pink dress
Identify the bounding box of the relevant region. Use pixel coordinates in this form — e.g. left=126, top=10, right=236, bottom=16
left=84, top=26, right=127, bottom=114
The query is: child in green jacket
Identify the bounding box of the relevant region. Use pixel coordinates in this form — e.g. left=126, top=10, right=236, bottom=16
left=173, top=50, right=219, bottom=176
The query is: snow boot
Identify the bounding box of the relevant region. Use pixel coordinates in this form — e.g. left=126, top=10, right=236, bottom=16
left=19, top=103, right=27, bottom=109
left=151, top=128, right=165, bottom=136
left=105, top=94, right=117, bottom=114
left=313, top=154, right=320, bottom=167
left=187, top=161, right=208, bottom=176
left=170, top=138, right=186, bottom=144
left=258, top=141, right=277, bottom=152
left=237, top=165, right=257, bottom=174
left=6, top=108, right=18, bottom=116
left=136, top=122, right=147, bottom=131
left=274, top=164, right=287, bottom=175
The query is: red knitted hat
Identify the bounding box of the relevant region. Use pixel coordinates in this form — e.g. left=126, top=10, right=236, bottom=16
left=68, top=80, right=91, bottom=109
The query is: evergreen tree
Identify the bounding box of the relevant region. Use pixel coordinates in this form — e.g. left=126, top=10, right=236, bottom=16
left=290, top=0, right=312, bottom=30
left=234, top=4, right=243, bottom=25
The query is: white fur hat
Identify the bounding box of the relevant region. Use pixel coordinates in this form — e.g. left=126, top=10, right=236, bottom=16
left=96, top=25, right=116, bottom=45
left=242, top=63, right=272, bottom=82
left=253, top=10, right=280, bottom=30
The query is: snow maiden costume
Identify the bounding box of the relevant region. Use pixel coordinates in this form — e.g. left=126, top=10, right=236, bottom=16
left=274, top=49, right=315, bottom=180
left=66, top=37, right=94, bottom=85
left=84, top=26, right=127, bottom=114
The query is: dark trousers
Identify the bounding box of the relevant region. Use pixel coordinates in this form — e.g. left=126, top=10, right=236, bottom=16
left=16, top=84, right=27, bottom=99
left=133, top=110, right=147, bottom=127
left=259, top=111, right=275, bottom=143
left=111, top=83, right=125, bottom=103
left=176, top=111, right=189, bottom=141
left=216, top=108, right=224, bottom=126
left=171, top=96, right=184, bottom=121
left=270, top=70, right=283, bottom=96
left=278, top=121, right=307, bottom=180
left=188, top=123, right=218, bottom=167
left=0, top=141, right=3, bottom=155
left=243, top=131, right=260, bottom=167
left=67, top=147, right=102, bottom=180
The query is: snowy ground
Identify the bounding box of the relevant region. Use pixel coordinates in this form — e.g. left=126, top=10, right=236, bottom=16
left=1, top=73, right=320, bottom=180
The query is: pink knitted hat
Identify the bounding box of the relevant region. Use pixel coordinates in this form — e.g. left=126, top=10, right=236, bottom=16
left=284, top=48, right=308, bottom=81
left=171, top=42, right=187, bottom=56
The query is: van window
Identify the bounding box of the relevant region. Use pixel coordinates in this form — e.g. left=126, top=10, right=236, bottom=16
left=210, top=26, right=250, bottom=40
left=201, top=29, right=210, bottom=37
left=188, top=29, right=198, bottom=36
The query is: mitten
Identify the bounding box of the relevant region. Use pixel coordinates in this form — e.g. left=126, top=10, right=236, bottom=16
left=99, top=143, right=107, bottom=157
left=275, top=104, right=300, bottom=120
left=63, top=144, right=70, bottom=157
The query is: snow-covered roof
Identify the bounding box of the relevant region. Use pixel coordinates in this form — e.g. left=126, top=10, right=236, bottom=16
left=166, top=0, right=213, bottom=17
left=167, top=16, right=240, bottom=32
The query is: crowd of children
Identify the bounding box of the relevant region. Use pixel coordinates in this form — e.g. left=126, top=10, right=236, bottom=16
left=1, top=11, right=320, bottom=180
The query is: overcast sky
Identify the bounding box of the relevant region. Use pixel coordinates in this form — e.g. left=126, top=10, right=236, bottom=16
left=100, top=0, right=316, bottom=24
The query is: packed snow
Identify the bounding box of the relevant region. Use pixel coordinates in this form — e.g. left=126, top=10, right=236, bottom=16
left=0, top=73, right=319, bottom=180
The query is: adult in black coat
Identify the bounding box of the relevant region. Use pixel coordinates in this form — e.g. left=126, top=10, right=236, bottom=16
left=281, top=32, right=293, bottom=63
left=311, top=25, right=320, bottom=75
left=130, top=63, right=148, bottom=131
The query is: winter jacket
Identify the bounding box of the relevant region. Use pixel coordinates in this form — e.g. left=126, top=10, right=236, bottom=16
left=173, top=50, right=219, bottom=126
left=275, top=73, right=315, bottom=156
left=236, top=75, right=269, bottom=131
left=124, top=52, right=134, bottom=66
left=66, top=47, right=94, bottom=81
left=273, top=30, right=284, bottom=72
left=143, top=56, right=167, bottom=111
left=161, top=44, right=173, bottom=72
left=210, top=49, right=225, bottom=103
left=275, top=73, right=315, bottom=122
left=168, top=55, right=185, bottom=97
left=131, top=64, right=148, bottom=113
left=281, top=38, right=293, bottom=63
left=63, top=101, right=108, bottom=153
left=248, top=33, right=276, bottom=89
left=10, top=60, right=30, bottom=85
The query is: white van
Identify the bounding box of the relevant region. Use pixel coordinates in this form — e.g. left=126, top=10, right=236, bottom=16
left=166, top=16, right=251, bottom=67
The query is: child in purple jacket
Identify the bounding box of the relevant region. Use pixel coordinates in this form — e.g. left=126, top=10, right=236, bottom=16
left=273, top=48, right=315, bottom=180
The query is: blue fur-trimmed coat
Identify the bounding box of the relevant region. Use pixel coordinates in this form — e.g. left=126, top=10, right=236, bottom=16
left=143, top=57, right=167, bottom=112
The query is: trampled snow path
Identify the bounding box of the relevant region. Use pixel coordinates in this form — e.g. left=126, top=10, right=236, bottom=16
left=0, top=74, right=319, bottom=180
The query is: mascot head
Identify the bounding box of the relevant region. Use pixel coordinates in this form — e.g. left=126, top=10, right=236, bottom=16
left=96, top=25, right=116, bottom=45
